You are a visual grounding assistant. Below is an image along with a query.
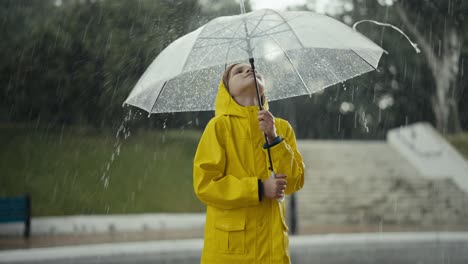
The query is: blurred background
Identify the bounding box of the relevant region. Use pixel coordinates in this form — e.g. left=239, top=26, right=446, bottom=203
left=0, top=0, right=467, bottom=262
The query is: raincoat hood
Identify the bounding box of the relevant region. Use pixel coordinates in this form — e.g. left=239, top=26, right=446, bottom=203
left=215, top=80, right=269, bottom=117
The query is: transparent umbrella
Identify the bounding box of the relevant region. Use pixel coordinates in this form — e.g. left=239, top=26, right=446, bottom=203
left=123, top=8, right=385, bottom=114
left=123, top=5, right=386, bottom=181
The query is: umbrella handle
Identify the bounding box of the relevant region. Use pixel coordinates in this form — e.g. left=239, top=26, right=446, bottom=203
left=249, top=58, right=263, bottom=111
left=249, top=58, right=283, bottom=204
left=249, top=58, right=276, bottom=174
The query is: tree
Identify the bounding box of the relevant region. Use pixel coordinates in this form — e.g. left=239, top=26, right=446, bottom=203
left=393, top=0, right=465, bottom=134
left=1, top=0, right=203, bottom=128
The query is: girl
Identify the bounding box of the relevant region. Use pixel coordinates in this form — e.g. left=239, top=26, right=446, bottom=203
left=193, top=63, right=305, bottom=264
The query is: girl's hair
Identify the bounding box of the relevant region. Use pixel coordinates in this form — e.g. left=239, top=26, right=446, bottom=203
left=222, top=63, right=239, bottom=91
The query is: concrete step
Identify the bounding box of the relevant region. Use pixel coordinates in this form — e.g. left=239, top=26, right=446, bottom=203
left=292, top=140, right=468, bottom=230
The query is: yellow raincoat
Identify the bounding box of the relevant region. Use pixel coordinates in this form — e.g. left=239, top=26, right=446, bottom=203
left=193, top=80, right=305, bottom=264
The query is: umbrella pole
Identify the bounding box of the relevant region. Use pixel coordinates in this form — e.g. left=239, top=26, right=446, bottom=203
left=249, top=58, right=275, bottom=175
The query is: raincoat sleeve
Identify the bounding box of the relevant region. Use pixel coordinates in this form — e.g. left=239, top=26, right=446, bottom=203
left=266, top=120, right=305, bottom=195
left=193, top=118, right=260, bottom=210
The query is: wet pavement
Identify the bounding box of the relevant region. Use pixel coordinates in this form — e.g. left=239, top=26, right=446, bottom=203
left=1, top=232, right=467, bottom=264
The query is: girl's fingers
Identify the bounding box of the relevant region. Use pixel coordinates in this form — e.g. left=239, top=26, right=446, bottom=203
left=258, top=111, right=274, bottom=120
left=276, top=179, right=287, bottom=185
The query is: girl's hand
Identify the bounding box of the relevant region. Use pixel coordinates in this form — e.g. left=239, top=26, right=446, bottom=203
left=263, top=174, right=287, bottom=199
left=258, top=110, right=277, bottom=143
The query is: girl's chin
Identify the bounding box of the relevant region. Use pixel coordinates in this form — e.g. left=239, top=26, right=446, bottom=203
left=246, top=84, right=263, bottom=93
left=246, top=79, right=263, bottom=87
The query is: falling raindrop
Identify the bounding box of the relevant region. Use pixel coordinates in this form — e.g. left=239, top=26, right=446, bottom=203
left=101, top=109, right=133, bottom=189
left=116, top=145, right=121, bottom=156
left=438, top=39, right=442, bottom=57
left=362, top=111, right=369, bottom=133
left=388, top=64, right=397, bottom=75
left=429, top=23, right=433, bottom=43
left=82, top=18, right=92, bottom=42
left=354, top=111, right=358, bottom=128
left=337, top=114, right=341, bottom=132
left=334, top=85, right=340, bottom=101
left=461, top=58, right=464, bottom=77
left=403, top=60, right=408, bottom=81
left=59, top=124, right=65, bottom=144
left=411, top=72, right=416, bottom=90
left=103, top=177, right=109, bottom=188
left=373, top=87, right=376, bottom=103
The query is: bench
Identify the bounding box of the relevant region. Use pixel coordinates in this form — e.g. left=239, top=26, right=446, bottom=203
left=0, top=194, right=31, bottom=238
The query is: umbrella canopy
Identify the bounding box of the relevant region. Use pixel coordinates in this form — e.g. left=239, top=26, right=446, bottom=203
left=124, top=8, right=385, bottom=114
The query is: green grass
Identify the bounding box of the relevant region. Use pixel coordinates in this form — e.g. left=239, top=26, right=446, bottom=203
left=447, top=132, right=468, bottom=160
left=0, top=125, right=205, bottom=216
left=3, top=124, right=465, bottom=218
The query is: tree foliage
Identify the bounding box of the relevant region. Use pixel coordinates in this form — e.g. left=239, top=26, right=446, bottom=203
left=0, top=0, right=466, bottom=138
left=272, top=0, right=467, bottom=138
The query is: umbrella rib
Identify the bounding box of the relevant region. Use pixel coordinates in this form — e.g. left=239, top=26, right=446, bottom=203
left=193, top=38, right=244, bottom=50
left=180, top=23, right=241, bottom=73
left=244, top=10, right=288, bottom=24
left=187, top=24, right=244, bottom=69
left=194, top=46, right=224, bottom=70
left=349, top=49, right=378, bottom=71
left=247, top=14, right=304, bottom=39
left=243, top=18, right=299, bottom=39
left=196, top=14, right=292, bottom=45
left=222, top=21, right=252, bottom=40
left=247, top=9, right=270, bottom=38
left=279, top=48, right=312, bottom=97
left=223, top=22, right=247, bottom=67
left=254, top=22, right=312, bottom=96
left=247, top=21, right=291, bottom=39
left=268, top=9, right=305, bottom=48
left=180, top=24, right=218, bottom=74
left=198, top=36, right=246, bottom=40
left=198, top=20, right=244, bottom=40
left=252, top=29, right=297, bottom=39
left=149, top=81, right=167, bottom=114
left=305, top=47, right=343, bottom=86
left=197, top=19, right=245, bottom=48
left=186, top=40, right=237, bottom=73
left=200, top=19, right=251, bottom=42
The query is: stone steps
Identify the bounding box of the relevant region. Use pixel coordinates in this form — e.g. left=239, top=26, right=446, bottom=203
left=291, top=140, right=468, bottom=232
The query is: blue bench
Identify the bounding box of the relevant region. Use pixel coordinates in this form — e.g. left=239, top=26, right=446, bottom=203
left=0, top=195, right=31, bottom=238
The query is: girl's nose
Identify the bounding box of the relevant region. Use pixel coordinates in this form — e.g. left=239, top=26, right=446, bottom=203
left=247, top=68, right=259, bottom=75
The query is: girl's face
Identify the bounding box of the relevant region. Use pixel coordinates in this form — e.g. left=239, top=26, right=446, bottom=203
left=227, top=63, right=265, bottom=98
